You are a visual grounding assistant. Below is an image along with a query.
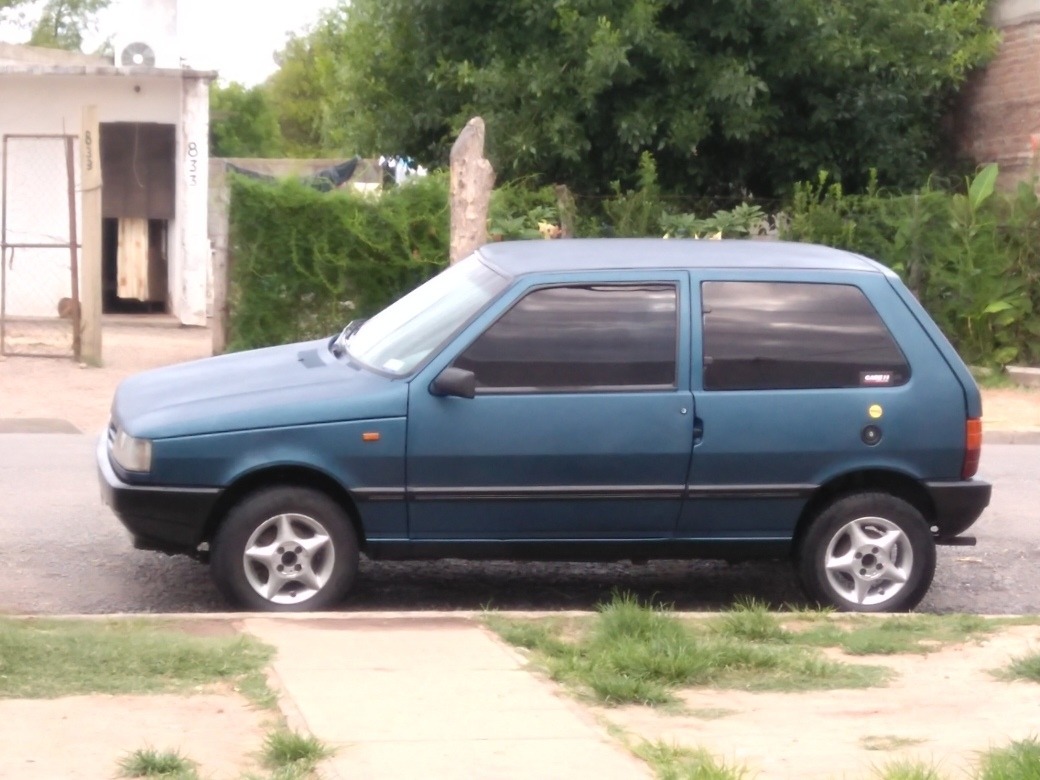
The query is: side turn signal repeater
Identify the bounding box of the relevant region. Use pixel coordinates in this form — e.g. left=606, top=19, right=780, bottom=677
left=962, top=418, right=982, bottom=479
left=362, top=432, right=381, bottom=442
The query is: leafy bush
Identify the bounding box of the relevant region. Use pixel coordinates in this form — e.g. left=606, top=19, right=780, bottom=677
left=228, top=174, right=449, bottom=350
left=784, top=166, right=1040, bottom=367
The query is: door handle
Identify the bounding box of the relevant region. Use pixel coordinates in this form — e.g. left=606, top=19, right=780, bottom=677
left=693, top=417, right=704, bottom=445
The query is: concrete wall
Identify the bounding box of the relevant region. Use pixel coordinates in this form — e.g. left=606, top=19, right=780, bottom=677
left=956, top=0, right=1040, bottom=187
left=0, top=71, right=210, bottom=325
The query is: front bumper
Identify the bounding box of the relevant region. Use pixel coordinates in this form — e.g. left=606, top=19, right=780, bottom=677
left=96, top=434, right=221, bottom=556
left=925, top=479, right=992, bottom=539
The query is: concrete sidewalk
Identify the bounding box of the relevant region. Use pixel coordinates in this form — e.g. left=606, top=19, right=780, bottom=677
left=242, top=614, right=652, bottom=780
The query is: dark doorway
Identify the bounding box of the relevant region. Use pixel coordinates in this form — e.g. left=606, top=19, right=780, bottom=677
left=99, top=122, right=175, bottom=314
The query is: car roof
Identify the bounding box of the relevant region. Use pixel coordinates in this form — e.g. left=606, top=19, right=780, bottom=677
left=476, top=238, right=886, bottom=276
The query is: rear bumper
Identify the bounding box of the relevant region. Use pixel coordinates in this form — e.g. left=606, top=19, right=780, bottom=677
left=925, top=479, right=992, bottom=539
left=96, top=434, right=220, bottom=556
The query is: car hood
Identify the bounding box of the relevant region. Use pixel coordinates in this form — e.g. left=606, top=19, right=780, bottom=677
left=111, top=338, right=408, bottom=438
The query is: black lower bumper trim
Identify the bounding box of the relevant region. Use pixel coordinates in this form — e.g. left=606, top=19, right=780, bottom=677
left=925, top=479, right=992, bottom=538
left=96, top=435, right=220, bottom=555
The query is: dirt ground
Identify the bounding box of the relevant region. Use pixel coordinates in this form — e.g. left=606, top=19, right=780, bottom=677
left=601, top=623, right=1040, bottom=779
left=1, top=622, right=1038, bottom=779
left=0, top=691, right=272, bottom=779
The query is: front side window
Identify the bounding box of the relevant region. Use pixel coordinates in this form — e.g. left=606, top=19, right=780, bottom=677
left=345, top=255, right=509, bottom=375
left=702, top=281, right=910, bottom=391
left=454, top=284, right=678, bottom=391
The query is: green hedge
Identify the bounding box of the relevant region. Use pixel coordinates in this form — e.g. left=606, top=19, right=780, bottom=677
left=783, top=167, right=1040, bottom=367
left=227, top=173, right=449, bottom=350
left=227, top=160, right=1040, bottom=367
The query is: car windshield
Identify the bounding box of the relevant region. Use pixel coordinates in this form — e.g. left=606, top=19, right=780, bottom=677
left=342, top=254, right=508, bottom=376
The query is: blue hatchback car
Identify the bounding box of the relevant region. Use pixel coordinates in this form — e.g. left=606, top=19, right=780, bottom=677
left=98, top=239, right=991, bottom=612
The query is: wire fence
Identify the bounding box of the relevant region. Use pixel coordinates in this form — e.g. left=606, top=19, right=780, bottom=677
left=1, top=134, right=81, bottom=359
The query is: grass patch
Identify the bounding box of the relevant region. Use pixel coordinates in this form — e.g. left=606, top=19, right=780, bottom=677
left=118, top=748, right=198, bottom=778
left=261, top=729, right=333, bottom=777
left=709, top=598, right=792, bottom=643
left=488, top=593, right=887, bottom=706
left=0, top=618, right=274, bottom=705
left=873, top=760, right=944, bottom=780
left=976, top=737, right=1040, bottom=780
left=795, top=613, right=995, bottom=655
left=996, top=651, right=1040, bottom=684
left=634, top=740, right=749, bottom=780
left=862, top=735, right=926, bottom=751
left=687, top=707, right=738, bottom=720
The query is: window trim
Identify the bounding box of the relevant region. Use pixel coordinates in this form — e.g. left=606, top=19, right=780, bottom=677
left=452, top=281, right=682, bottom=395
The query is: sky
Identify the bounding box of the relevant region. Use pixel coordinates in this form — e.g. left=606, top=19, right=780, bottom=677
left=172, top=0, right=340, bottom=85
left=1, top=0, right=340, bottom=86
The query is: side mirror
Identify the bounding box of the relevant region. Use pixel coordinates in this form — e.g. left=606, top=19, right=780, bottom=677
left=430, top=367, right=476, bottom=399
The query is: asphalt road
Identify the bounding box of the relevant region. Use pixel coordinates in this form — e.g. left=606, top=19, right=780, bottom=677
left=0, top=434, right=1036, bottom=615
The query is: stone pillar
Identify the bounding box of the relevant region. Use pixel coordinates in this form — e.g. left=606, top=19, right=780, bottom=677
left=449, top=117, right=495, bottom=264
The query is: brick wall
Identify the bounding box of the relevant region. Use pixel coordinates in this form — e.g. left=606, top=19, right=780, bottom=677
left=956, top=0, right=1040, bottom=188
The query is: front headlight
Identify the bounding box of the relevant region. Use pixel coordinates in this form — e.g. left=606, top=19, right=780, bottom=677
left=111, top=428, right=153, bottom=472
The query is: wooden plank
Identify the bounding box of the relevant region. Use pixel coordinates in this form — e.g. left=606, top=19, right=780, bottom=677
left=117, top=217, right=149, bottom=300
left=80, top=105, right=103, bottom=365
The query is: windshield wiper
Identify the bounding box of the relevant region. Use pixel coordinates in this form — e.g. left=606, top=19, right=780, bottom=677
left=331, top=318, right=367, bottom=358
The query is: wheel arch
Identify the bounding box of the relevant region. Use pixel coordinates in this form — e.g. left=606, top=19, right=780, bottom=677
left=203, top=465, right=366, bottom=549
left=792, top=469, right=936, bottom=552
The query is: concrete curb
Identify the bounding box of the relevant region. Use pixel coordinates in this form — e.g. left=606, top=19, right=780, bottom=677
left=986, top=429, right=1040, bottom=444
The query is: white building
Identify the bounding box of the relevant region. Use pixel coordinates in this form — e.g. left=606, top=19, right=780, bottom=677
left=0, top=0, right=214, bottom=345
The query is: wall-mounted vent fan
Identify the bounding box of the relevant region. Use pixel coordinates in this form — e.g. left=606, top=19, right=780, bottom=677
left=120, top=42, right=156, bottom=68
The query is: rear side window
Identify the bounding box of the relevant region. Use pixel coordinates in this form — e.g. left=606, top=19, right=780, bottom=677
left=454, top=284, right=678, bottom=391
left=702, top=281, right=909, bottom=391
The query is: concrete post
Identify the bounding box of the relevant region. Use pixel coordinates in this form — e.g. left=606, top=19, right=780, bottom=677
left=174, top=75, right=210, bottom=327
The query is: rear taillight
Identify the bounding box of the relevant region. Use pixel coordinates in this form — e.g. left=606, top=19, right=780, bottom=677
left=962, top=418, right=982, bottom=479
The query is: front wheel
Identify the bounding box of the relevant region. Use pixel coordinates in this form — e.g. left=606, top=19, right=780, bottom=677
left=211, top=486, right=359, bottom=612
left=797, top=492, right=936, bottom=613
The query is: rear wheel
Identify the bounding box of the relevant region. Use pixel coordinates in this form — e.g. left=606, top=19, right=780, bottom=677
left=211, top=486, right=359, bottom=612
left=797, top=492, right=935, bottom=612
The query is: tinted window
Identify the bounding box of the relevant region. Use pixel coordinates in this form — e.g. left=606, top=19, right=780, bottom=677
left=702, top=281, right=909, bottom=391
left=455, top=284, right=678, bottom=391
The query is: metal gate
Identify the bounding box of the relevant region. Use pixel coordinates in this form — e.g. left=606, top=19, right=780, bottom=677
left=0, top=134, right=81, bottom=359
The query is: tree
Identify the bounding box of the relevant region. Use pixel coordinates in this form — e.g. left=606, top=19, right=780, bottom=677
left=264, top=31, right=335, bottom=157
left=273, top=0, right=998, bottom=198
left=1, top=0, right=110, bottom=52
left=209, top=82, right=285, bottom=158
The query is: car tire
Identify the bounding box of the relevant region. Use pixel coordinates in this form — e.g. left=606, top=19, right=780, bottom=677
left=797, top=492, right=936, bottom=613
left=211, top=486, right=359, bottom=612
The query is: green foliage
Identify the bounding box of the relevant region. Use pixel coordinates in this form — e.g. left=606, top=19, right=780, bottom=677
left=266, top=22, right=347, bottom=157
left=873, top=760, right=944, bottom=780
left=0, top=0, right=110, bottom=51
left=228, top=174, right=449, bottom=350
left=784, top=166, right=1040, bottom=367
left=489, top=180, right=562, bottom=240
left=710, top=597, right=791, bottom=644
left=118, top=748, right=198, bottom=779
left=261, top=730, right=333, bottom=776
left=0, top=618, right=273, bottom=700
left=976, top=738, right=1040, bottom=780
left=997, top=651, right=1040, bottom=684
left=634, top=741, right=750, bottom=780
left=210, top=82, right=286, bottom=158
left=276, top=0, right=997, bottom=198
left=796, top=613, right=994, bottom=655
left=488, top=593, right=886, bottom=707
